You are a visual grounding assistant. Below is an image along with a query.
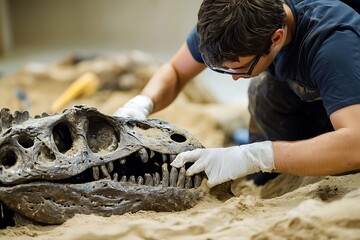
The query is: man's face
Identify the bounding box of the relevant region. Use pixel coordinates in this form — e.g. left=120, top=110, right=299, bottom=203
left=223, top=44, right=281, bottom=81
left=222, top=55, right=264, bottom=80
left=224, top=27, right=287, bottom=81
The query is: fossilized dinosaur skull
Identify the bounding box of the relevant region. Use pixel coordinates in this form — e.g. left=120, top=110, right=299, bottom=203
left=0, top=106, right=205, bottom=227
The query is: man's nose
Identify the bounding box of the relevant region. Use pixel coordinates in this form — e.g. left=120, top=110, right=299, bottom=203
left=232, top=75, right=241, bottom=81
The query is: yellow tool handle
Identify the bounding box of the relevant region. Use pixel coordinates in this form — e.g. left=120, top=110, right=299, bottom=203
left=51, top=72, right=100, bottom=113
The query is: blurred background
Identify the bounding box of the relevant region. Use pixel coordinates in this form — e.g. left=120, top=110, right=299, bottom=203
left=0, top=0, right=250, bottom=103
left=0, top=0, right=251, bottom=147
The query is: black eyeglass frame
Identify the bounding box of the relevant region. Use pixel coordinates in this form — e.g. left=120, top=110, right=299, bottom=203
left=202, top=54, right=262, bottom=76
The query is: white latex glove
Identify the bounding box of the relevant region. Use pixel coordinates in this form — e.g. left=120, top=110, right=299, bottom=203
left=171, top=141, right=275, bottom=188
left=114, top=95, right=153, bottom=120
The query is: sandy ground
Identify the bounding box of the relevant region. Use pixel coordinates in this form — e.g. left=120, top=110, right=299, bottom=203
left=0, top=53, right=359, bottom=240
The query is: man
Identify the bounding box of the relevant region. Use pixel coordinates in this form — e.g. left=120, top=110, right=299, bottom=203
left=115, top=0, right=360, bottom=187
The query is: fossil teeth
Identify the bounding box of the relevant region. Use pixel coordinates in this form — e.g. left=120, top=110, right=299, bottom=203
left=92, top=166, right=100, bottom=180
left=161, top=163, right=169, bottom=187
left=137, top=176, right=144, bottom=185
left=170, top=167, right=178, bottom=187
left=144, top=173, right=154, bottom=186
left=169, top=154, right=176, bottom=163
left=100, top=165, right=110, bottom=178
left=129, top=175, right=136, bottom=184
left=185, top=176, right=193, bottom=189
left=112, top=172, right=118, bottom=181
left=149, top=150, right=155, bottom=159
left=138, top=148, right=148, bottom=163
left=153, top=172, right=161, bottom=186
left=162, top=154, right=167, bottom=163
left=194, top=174, right=202, bottom=188
left=106, top=161, right=114, bottom=173
left=119, top=158, right=126, bottom=165
left=0, top=203, right=3, bottom=221
left=120, top=175, right=127, bottom=182
left=177, top=166, right=186, bottom=188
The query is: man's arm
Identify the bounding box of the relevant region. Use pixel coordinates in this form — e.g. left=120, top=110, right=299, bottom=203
left=274, top=104, right=360, bottom=175
left=114, top=42, right=205, bottom=119
left=114, top=43, right=205, bottom=119
left=141, top=43, right=206, bottom=113
left=172, top=104, right=360, bottom=187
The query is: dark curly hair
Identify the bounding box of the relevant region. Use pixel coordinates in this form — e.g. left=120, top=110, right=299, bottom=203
left=197, top=0, right=286, bottom=67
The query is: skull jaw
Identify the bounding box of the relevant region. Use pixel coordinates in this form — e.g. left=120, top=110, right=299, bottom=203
left=0, top=180, right=204, bottom=225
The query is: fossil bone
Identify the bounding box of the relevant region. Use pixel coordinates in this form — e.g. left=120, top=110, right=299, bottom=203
left=0, top=106, right=205, bottom=227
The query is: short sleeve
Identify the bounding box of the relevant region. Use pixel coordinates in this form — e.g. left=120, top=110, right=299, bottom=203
left=186, top=26, right=204, bottom=63
left=311, top=30, right=360, bottom=115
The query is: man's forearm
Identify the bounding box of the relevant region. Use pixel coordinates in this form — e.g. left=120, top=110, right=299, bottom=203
left=141, top=63, right=180, bottom=113
left=273, top=129, right=360, bottom=176
left=141, top=43, right=206, bottom=114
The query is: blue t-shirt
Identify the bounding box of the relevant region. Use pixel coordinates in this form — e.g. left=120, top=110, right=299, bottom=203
left=187, top=0, right=360, bottom=116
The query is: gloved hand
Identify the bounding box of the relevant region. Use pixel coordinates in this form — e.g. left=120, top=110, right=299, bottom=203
left=114, top=95, right=153, bottom=120
left=171, top=141, right=275, bottom=188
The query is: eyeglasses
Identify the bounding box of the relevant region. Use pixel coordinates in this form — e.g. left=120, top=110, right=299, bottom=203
left=202, top=54, right=261, bottom=76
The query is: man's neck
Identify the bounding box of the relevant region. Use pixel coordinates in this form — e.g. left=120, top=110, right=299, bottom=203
left=283, top=3, right=295, bottom=47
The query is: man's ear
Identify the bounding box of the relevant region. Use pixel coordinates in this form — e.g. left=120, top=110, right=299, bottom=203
left=271, top=29, right=285, bottom=45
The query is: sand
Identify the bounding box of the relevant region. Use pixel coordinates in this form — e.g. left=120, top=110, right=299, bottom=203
left=0, top=53, right=359, bottom=240
left=1, top=174, right=359, bottom=240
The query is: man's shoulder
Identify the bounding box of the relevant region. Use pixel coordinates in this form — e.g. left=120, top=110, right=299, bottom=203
left=340, top=0, right=360, bottom=13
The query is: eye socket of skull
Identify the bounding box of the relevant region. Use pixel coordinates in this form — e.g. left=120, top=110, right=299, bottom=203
left=0, top=147, right=17, bottom=169
left=52, top=121, right=74, bottom=154
left=85, top=116, right=119, bottom=153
